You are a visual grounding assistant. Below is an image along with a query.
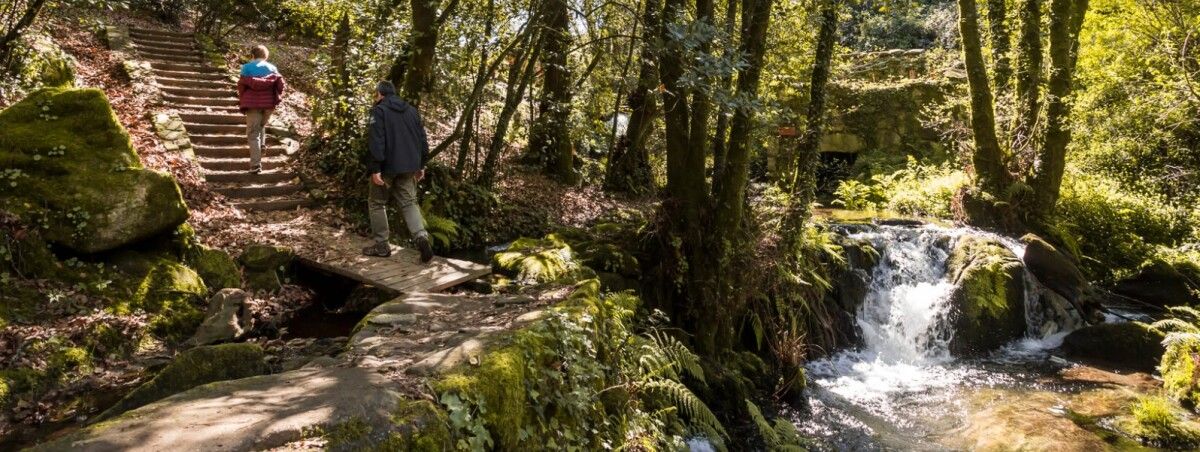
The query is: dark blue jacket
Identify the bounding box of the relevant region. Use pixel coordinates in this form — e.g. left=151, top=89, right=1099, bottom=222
left=368, top=95, right=429, bottom=175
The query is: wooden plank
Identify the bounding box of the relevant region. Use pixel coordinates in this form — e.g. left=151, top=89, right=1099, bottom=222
left=297, top=242, right=489, bottom=295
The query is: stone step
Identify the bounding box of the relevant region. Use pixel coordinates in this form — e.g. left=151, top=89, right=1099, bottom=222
left=179, top=112, right=246, bottom=125
left=141, top=54, right=205, bottom=65
left=194, top=145, right=286, bottom=159
left=197, top=156, right=287, bottom=172
left=191, top=133, right=279, bottom=146
left=150, top=61, right=220, bottom=73
left=129, top=29, right=195, bottom=44
left=214, top=183, right=304, bottom=199
left=205, top=170, right=297, bottom=184
left=154, top=69, right=229, bottom=82
left=163, top=94, right=239, bottom=107
left=134, top=44, right=200, bottom=58
left=131, top=40, right=196, bottom=52
left=130, top=27, right=194, bottom=39
left=235, top=197, right=312, bottom=212
left=184, top=122, right=246, bottom=134
left=156, top=76, right=228, bottom=90
left=161, top=86, right=234, bottom=99
left=176, top=105, right=243, bottom=114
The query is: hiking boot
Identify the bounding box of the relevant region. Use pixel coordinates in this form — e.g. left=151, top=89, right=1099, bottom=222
left=414, top=236, right=434, bottom=263
left=362, top=242, right=392, bottom=257
left=249, top=164, right=262, bottom=174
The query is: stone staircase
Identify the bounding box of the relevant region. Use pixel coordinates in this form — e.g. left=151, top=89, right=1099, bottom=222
left=128, top=27, right=309, bottom=211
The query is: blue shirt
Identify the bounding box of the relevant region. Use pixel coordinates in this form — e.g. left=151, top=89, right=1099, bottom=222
left=240, top=60, right=279, bottom=77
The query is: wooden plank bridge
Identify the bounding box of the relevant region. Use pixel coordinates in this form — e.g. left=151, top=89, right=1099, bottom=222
left=297, top=236, right=491, bottom=294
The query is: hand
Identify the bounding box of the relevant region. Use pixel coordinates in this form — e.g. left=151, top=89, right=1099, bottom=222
left=414, top=169, right=425, bottom=182
left=371, top=173, right=385, bottom=186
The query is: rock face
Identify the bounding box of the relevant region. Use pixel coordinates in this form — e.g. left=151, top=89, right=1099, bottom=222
left=94, top=343, right=267, bottom=423
left=0, top=88, right=189, bottom=254
left=946, top=235, right=1027, bottom=356
left=1021, top=234, right=1088, bottom=303
left=1115, top=259, right=1200, bottom=308
left=1060, top=322, right=1166, bottom=372
left=188, top=245, right=242, bottom=290
left=185, top=289, right=252, bottom=346
left=40, top=367, right=406, bottom=452
left=825, top=234, right=879, bottom=347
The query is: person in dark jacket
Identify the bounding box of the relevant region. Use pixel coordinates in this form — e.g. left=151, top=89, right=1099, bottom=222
left=237, top=45, right=285, bottom=174
left=363, top=81, right=434, bottom=263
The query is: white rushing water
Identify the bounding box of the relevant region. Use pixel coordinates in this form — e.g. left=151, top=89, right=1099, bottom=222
left=803, top=225, right=1060, bottom=425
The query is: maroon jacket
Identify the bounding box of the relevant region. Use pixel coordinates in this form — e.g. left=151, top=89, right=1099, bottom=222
left=237, top=74, right=285, bottom=111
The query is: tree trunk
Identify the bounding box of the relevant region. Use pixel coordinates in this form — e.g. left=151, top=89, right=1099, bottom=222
left=787, top=0, right=839, bottom=226
left=987, top=0, right=1012, bottom=99
left=1030, top=0, right=1088, bottom=216
left=479, top=34, right=542, bottom=187
left=711, top=0, right=740, bottom=182
left=0, top=0, right=47, bottom=68
left=687, top=0, right=715, bottom=195
left=527, top=0, right=576, bottom=183
left=604, top=0, right=661, bottom=195
left=659, top=0, right=696, bottom=203
left=1012, top=0, right=1042, bottom=155
left=958, top=0, right=1012, bottom=195
left=455, top=0, right=496, bottom=176
left=386, top=0, right=445, bottom=107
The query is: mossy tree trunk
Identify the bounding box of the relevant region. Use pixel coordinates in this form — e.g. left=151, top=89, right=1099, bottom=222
left=604, top=0, right=662, bottom=195
left=387, top=0, right=458, bottom=107
left=1011, top=0, right=1042, bottom=154
left=1029, top=0, right=1089, bottom=217
left=479, top=30, right=542, bottom=188
left=987, top=0, right=1012, bottom=99
left=957, top=0, right=1013, bottom=196
left=528, top=0, right=576, bottom=183
left=710, top=0, right=740, bottom=180
left=787, top=0, right=840, bottom=230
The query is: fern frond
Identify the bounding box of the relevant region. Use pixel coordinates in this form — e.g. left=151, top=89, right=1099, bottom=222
left=1153, top=318, right=1200, bottom=335
left=644, top=379, right=728, bottom=440
left=650, top=331, right=705, bottom=384
left=1167, top=306, right=1200, bottom=324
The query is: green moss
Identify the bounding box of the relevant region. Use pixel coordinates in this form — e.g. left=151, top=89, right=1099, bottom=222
left=1163, top=333, right=1200, bottom=409
left=433, top=344, right=531, bottom=450
left=187, top=245, right=241, bottom=290
left=1123, top=396, right=1200, bottom=448
left=0, top=367, right=42, bottom=408
left=0, top=88, right=189, bottom=253
left=97, top=343, right=267, bottom=421
left=380, top=400, right=453, bottom=451
left=110, top=255, right=208, bottom=342
left=946, top=235, right=1026, bottom=355
left=239, top=244, right=292, bottom=292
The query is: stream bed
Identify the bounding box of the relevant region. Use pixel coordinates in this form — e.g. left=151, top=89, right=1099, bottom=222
left=790, top=225, right=1159, bottom=451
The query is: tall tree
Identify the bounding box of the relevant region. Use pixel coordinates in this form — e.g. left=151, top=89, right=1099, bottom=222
left=957, top=0, right=1012, bottom=195
left=387, top=0, right=460, bottom=107
left=1029, top=0, right=1089, bottom=214
left=527, top=0, right=576, bottom=183
left=0, top=0, right=47, bottom=68
left=604, top=0, right=662, bottom=194
left=987, top=0, right=1012, bottom=98
left=787, top=0, right=840, bottom=226
left=1011, top=0, right=1042, bottom=154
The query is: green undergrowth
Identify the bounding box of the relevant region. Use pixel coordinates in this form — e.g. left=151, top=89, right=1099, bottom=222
left=433, top=279, right=726, bottom=451
left=1123, top=396, right=1200, bottom=449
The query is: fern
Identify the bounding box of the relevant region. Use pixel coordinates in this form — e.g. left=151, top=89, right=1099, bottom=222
left=492, top=236, right=579, bottom=283
left=424, top=213, right=459, bottom=249
left=1167, top=306, right=1200, bottom=324
left=643, top=379, right=728, bottom=441
left=1153, top=318, right=1200, bottom=335
left=649, top=331, right=706, bottom=384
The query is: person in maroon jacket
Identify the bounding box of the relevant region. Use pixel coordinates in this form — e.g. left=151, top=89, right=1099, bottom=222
left=237, top=45, right=286, bottom=174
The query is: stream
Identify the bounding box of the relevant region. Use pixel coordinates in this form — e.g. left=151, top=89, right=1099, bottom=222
left=791, top=225, right=1150, bottom=450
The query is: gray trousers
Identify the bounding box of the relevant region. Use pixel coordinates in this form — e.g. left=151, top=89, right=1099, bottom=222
left=369, top=173, right=429, bottom=245
left=245, top=109, right=272, bottom=166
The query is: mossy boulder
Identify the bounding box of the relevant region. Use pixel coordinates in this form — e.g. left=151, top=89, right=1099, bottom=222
left=96, top=343, right=267, bottom=422
left=380, top=399, right=453, bottom=451
left=1061, top=322, right=1166, bottom=372
left=188, top=245, right=241, bottom=290
left=433, top=344, right=532, bottom=450
left=13, top=33, right=75, bottom=89
left=0, top=88, right=189, bottom=253
left=112, top=253, right=208, bottom=342
left=1021, top=234, right=1089, bottom=304
left=1115, top=259, right=1200, bottom=308
left=1162, top=334, right=1200, bottom=409
left=240, top=244, right=294, bottom=292
left=946, top=235, right=1027, bottom=356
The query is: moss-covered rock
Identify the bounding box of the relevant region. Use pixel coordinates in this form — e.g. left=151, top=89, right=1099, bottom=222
left=96, top=343, right=267, bottom=421
left=1162, top=333, right=1200, bottom=409
left=1120, top=396, right=1200, bottom=449
left=240, top=244, right=293, bottom=292
left=945, top=235, right=1027, bottom=356
left=1061, top=322, right=1166, bottom=372
left=188, top=245, right=241, bottom=290
left=432, top=344, right=531, bottom=450
left=1115, top=258, right=1200, bottom=308
left=0, top=88, right=189, bottom=253
left=111, top=253, right=208, bottom=342
left=380, top=399, right=453, bottom=451
left=13, top=33, right=76, bottom=89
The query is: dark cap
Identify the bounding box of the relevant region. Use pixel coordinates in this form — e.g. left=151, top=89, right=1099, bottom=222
left=376, top=81, right=396, bottom=96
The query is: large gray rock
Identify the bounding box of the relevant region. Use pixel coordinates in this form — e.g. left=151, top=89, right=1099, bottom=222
left=946, top=235, right=1027, bottom=356
left=185, top=289, right=252, bottom=346
left=36, top=367, right=402, bottom=452
left=0, top=88, right=189, bottom=253
left=1114, top=259, right=1200, bottom=308
left=1060, top=322, right=1166, bottom=372
left=1021, top=234, right=1087, bottom=302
